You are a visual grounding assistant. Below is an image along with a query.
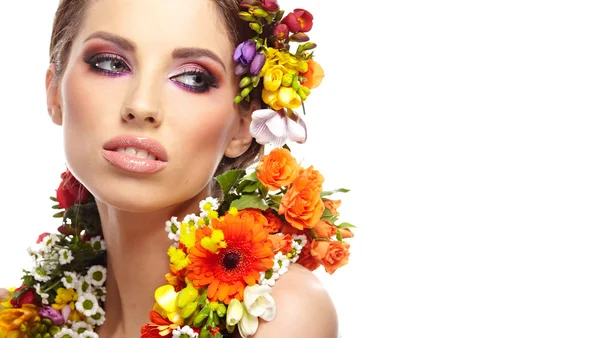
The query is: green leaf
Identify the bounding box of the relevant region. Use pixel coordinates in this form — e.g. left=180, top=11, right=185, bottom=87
left=53, top=211, right=65, bottom=218
left=320, top=188, right=351, bottom=197
left=230, top=194, right=268, bottom=211
left=336, top=230, right=343, bottom=241
left=320, top=208, right=337, bottom=222
left=52, top=204, right=62, bottom=210
left=50, top=196, right=57, bottom=202
left=215, top=170, right=245, bottom=195
left=337, top=222, right=356, bottom=229
left=242, top=171, right=258, bottom=182
left=269, top=194, right=282, bottom=204
left=240, top=181, right=260, bottom=193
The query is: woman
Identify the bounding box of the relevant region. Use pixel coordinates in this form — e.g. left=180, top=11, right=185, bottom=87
left=0, top=0, right=351, bottom=337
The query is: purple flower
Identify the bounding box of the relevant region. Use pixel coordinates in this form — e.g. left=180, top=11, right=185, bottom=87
left=39, top=306, right=65, bottom=326
left=233, top=40, right=257, bottom=66
left=250, top=109, right=307, bottom=147
left=250, top=52, right=266, bottom=75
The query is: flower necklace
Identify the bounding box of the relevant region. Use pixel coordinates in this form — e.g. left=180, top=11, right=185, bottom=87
left=0, top=2, right=353, bottom=338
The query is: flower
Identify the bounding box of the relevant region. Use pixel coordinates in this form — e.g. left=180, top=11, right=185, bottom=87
left=250, top=109, right=307, bottom=147
left=263, top=65, right=287, bottom=91
left=250, top=52, right=266, bottom=75
left=310, top=240, right=351, bottom=274
left=172, top=325, right=199, bottom=338
left=281, top=9, right=314, bottom=33
left=141, top=310, right=179, bottom=338
left=39, top=306, right=65, bottom=325
left=263, top=210, right=284, bottom=233
left=56, top=169, right=89, bottom=209
left=273, top=23, right=289, bottom=40
left=9, top=286, right=35, bottom=307
left=312, top=220, right=337, bottom=239
left=187, top=212, right=274, bottom=304
left=233, top=40, right=257, bottom=66
left=261, top=0, right=279, bottom=12
left=277, top=87, right=302, bottom=109
left=75, top=293, right=99, bottom=317
left=244, top=284, right=276, bottom=321
left=58, top=248, right=74, bottom=265
left=256, top=147, right=301, bottom=190
left=300, top=59, right=324, bottom=89
left=0, top=305, right=39, bottom=334
left=87, top=265, right=107, bottom=287
left=278, top=166, right=325, bottom=230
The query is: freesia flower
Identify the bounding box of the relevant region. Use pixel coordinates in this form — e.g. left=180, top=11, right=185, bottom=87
left=250, top=109, right=307, bottom=147
left=39, top=306, right=65, bottom=325
left=250, top=52, right=266, bottom=75
left=261, top=0, right=280, bottom=12
left=244, top=284, right=276, bottom=320
left=273, top=23, right=289, bottom=40
left=226, top=298, right=244, bottom=326
left=233, top=40, right=257, bottom=66
left=281, top=9, right=314, bottom=33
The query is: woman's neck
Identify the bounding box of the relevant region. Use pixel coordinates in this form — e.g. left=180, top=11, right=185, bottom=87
left=95, top=195, right=204, bottom=337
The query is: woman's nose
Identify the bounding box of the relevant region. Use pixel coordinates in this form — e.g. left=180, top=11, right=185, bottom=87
left=121, top=74, right=163, bottom=127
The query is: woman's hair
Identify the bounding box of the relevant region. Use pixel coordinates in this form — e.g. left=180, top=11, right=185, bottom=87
left=49, top=0, right=264, bottom=196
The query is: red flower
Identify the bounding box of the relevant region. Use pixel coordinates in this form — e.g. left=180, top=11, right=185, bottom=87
left=281, top=9, right=313, bottom=33
left=273, top=23, right=289, bottom=40
left=141, top=311, right=177, bottom=338
left=10, top=286, right=36, bottom=307
left=261, top=0, right=279, bottom=12
left=36, top=232, right=50, bottom=244
left=56, top=169, right=89, bottom=209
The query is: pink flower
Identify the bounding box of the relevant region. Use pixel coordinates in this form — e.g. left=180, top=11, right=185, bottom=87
left=281, top=9, right=314, bottom=33
left=250, top=109, right=307, bottom=147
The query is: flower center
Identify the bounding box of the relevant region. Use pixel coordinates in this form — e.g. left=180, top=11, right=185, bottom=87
left=223, top=252, right=240, bottom=270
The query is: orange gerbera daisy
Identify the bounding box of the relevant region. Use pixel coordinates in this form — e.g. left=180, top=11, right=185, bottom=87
left=186, top=212, right=274, bottom=304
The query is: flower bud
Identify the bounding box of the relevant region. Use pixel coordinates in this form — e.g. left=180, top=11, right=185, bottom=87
left=241, top=87, right=252, bottom=98
left=193, top=306, right=211, bottom=326
left=239, top=76, right=252, bottom=88
left=249, top=22, right=263, bottom=34
left=292, top=77, right=301, bottom=91
left=234, top=95, right=243, bottom=104
left=282, top=73, right=294, bottom=87
left=298, top=88, right=307, bottom=101
left=252, top=75, right=260, bottom=87
left=177, top=287, right=199, bottom=309
left=250, top=7, right=269, bottom=17
left=250, top=52, right=266, bottom=75
left=226, top=299, right=244, bottom=326
left=216, top=303, right=227, bottom=317
left=273, top=24, right=289, bottom=40
left=181, top=301, right=199, bottom=318
left=238, top=12, right=256, bottom=22
left=290, top=33, right=310, bottom=42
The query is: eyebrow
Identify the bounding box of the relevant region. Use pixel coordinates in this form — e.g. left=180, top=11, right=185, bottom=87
left=84, top=31, right=227, bottom=72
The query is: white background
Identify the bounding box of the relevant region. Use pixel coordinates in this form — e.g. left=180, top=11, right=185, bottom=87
left=1, top=1, right=600, bottom=337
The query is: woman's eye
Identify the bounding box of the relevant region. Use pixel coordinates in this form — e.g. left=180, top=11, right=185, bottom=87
left=85, top=54, right=131, bottom=74
left=170, top=71, right=218, bottom=93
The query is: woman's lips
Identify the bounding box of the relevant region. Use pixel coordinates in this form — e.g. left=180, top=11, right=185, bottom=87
left=101, top=135, right=168, bottom=174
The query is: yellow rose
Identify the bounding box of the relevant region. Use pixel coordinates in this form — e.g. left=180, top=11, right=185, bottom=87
left=0, top=305, right=39, bottom=336
left=278, top=87, right=302, bottom=109
left=262, top=89, right=284, bottom=111
left=263, top=65, right=287, bottom=91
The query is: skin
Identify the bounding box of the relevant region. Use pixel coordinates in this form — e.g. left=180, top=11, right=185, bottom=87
left=44, top=0, right=338, bottom=337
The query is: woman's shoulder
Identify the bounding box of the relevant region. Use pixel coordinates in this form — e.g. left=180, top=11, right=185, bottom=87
left=253, top=263, right=339, bottom=338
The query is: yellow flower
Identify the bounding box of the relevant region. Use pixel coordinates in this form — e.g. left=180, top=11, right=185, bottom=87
left=262, top=89, right=284, bottom=111
left=179, top=222, right=197, bottom=249
left=263, top=65, right=287, bottom=91
left=52, top=288, right=77, bottom=310
left=278, top=87, right=302, bottom=109
left=200, top=229, right=226, bottom=253
left=168, top=247, right=190, bottom=271
left=0, top=305, right=39, bottom=336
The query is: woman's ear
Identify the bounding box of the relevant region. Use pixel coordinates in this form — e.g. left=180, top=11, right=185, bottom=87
left=224, top=99, right=261, bottom=158
left=46, top=64, right=63, bottom=126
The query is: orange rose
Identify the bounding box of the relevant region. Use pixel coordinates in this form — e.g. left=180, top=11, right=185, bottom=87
left=279, top=222, right=303, bottom=236
left=278, top=166, right=325, bottom=230
left=339, top=228, right=354, bottom=239
left=257, top=148, right=301, bottom=190
left=238, top=208, right=269, bottom=228
left=300, top=59, right=324, bottom=89
left=312, top=220, right=336, bottom=239
left=310, top=240, right=350, bottom=274
left=269, top=234, right=293, bottom=253
left=296, top=238, right=319, bottom=271
left=263, top=210, right=284, bottom=234
left=323, top=199, right=341, bottom=216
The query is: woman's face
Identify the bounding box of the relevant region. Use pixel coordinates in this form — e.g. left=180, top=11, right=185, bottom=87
left=49, top=0, right=251, bottom=211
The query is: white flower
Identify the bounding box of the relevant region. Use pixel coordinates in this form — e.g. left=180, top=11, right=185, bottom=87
left=85, top=307, right=106, bottom=326
left=165, top=216, right=181, bottom=241
left=92, top=286, right=107, bottom=302
left=89, top=236, right=106, bottom=251
left=172, top=326, right=199, bottom=338
left=272, top=252, right=290, bottom=275
left=238, top=305, right=258, bottom=338
left=62, top=271, right=79, bottom=289
left=71, top=321, right=94, bottom=334
left=58, top=248, right=75, bottom=265
left=250, top=109, right=307, bottom=147
left=226, top=298, right=244, bottom=326
left=80, top=331, right=99, bottom=338
left=199, top=197, right=219, bottom=212
left=182, top=213, right=200, bottom=225
left=54, top=328, right=78, bottom=338
left=32, top=265, right=51, bottom=283
left=76, top=277, right=94, bottom=296
left=259, top=271, right=277, bottom=287
left=33, top=284, right=50, bottom=305
left=76, top=293, right=100, bottom=316
left=87, top=265, right=107, bottom=287
left=244, top=284, right=276, bottom=321
left=293, top=234, right=307, bottom=248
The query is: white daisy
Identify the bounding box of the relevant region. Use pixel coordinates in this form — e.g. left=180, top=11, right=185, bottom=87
left=165, top=216, right=181, bottom=241
left=54, top=328, right=78, bottom=338
left=93, top=286, right=107, bottom=302
left=85, top=307, right=106, bottom=326
left=172, top=326, right=199, bottom=338
left=61, top=271, right=79, bottom=289
left=31, top=265, right=51, bottom=283
left=76, top=276, right=94, bottom=295
left=80, top=331, right=99, bottom=338
left=199, top=197, right=219, bottom=212
left=58, top=248, right=75, bottom=265
left=75, top=293, right=99, bottom=317
left=89, top=236, right=106, bottom=251
left=86, top=266, right=107, bottom=287
left=33, top=284, right=50, bottom=305
left=71, top=321, right=94, bottom=334
left=39, top=234, right=61, bottom=253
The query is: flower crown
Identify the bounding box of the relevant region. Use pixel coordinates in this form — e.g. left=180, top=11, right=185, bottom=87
left=0, top=3, right=349, bottom=338
left=234, top=0, right=324, bottom=147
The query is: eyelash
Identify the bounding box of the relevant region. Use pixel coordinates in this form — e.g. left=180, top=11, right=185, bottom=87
left=83, top=53, right=218, bottom=93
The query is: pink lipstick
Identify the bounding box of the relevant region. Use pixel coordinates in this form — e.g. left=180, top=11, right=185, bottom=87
left=101, top=135, right=168, bottom=174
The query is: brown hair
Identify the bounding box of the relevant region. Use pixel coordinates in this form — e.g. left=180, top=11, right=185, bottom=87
left=49, top=0, right=264, bottom=196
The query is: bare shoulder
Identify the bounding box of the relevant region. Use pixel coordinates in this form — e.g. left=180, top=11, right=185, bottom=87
left=252, top=264, right=339, bottom=338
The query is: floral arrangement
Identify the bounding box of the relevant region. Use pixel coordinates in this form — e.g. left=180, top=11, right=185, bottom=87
left=0, top=1, right=352, bottom=338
